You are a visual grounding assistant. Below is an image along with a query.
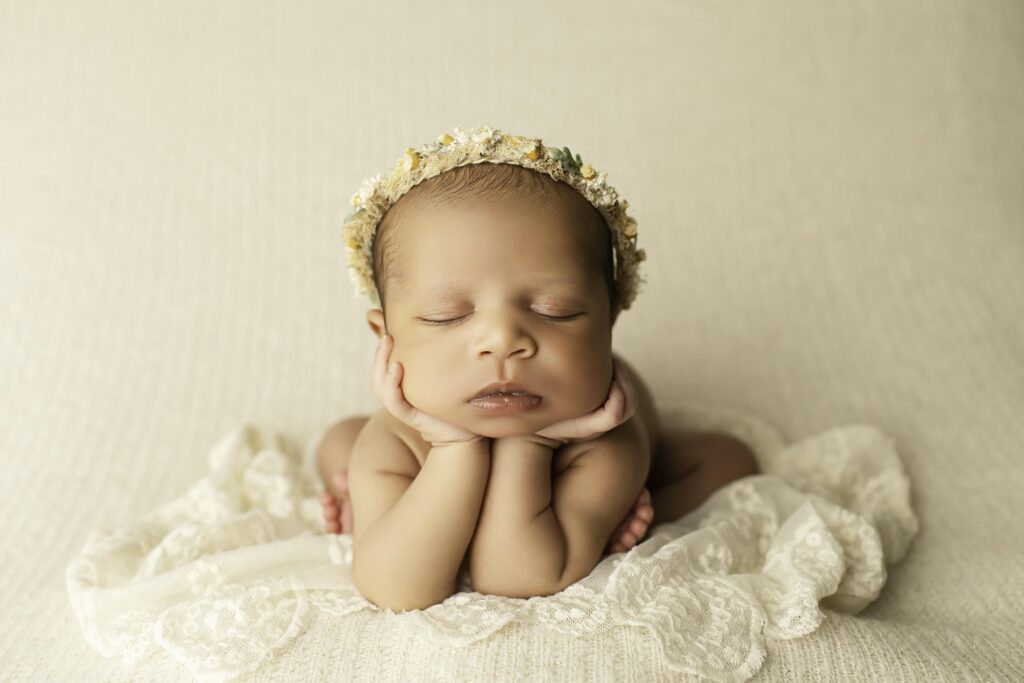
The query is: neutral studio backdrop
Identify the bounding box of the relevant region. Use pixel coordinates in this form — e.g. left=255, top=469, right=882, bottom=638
left=1, top=0, right=1022, bottom=679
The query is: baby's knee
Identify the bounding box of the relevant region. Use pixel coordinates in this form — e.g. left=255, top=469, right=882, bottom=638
left=316, top=415, right=371, bottom=479
left=707, top=435, right=760, bottom=480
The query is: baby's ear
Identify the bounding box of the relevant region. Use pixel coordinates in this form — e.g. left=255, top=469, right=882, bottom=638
left=366, top=308, right=386, bottom=338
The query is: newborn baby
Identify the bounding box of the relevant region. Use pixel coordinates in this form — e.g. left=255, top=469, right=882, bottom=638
left=317, top=157, right=759, bottom=612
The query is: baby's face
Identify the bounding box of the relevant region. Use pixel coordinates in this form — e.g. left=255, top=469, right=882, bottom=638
left=369, top=194, right=617, bottom=439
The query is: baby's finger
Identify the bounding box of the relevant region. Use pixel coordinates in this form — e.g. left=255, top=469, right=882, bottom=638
left=378, top=358, right=409, bottom=416
left=613, top=359, right=638, bottom=417
left=576, top=383, right=623, bottom=437
left=382, top=362, right=426, bottom=430
left=602, top=380, right=626, bottom=426
left=371, top=335, right=390, bottom=395
left=621, top=378, right=638, bottom=422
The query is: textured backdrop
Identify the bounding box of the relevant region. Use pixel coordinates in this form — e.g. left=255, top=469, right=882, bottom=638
left=1, top=0, right=1022, bottom=679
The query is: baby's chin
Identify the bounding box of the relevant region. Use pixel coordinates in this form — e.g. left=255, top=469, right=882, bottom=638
left=454, top=402, right=565, bottom=439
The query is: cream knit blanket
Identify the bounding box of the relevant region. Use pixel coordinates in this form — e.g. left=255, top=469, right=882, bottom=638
left=66, top=401, right=919, bottom=682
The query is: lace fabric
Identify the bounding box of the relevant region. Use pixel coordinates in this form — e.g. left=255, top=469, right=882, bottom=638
left=66, top=401, right=919, bottom=681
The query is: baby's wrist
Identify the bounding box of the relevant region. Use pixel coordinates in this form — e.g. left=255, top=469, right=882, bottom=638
left=429, top=434, right=490, bottom=451
left=497, top=434, right=566, bottom=451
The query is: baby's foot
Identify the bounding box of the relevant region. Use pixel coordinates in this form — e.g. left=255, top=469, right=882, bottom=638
left=320, top=469, right=354, bottom=535
left=606, top=487, right=655, bottom=554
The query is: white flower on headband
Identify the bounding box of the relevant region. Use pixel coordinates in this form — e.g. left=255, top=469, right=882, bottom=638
left=350, top=173, right=382, bottom=208
left=469, top=125, right=499, bottom=145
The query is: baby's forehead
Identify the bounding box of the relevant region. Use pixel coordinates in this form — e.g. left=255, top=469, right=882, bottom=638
left=377, top=172, right=610, bottom=305
left=402, top=191, right=588, bottom=239
left=389, top=275, right=600, bottom=310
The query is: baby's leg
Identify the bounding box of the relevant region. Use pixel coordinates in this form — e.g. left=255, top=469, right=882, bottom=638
left=646, top=429, right=760, bottom=523
left=316, top=415, right=370, bottom=534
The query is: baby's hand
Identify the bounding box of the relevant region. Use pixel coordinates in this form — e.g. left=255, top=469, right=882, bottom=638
left=373, top=334, right=485, bottom=447
left=532, top=357, right=637, bottom=447
left=531, top=357, right=638, bottom=449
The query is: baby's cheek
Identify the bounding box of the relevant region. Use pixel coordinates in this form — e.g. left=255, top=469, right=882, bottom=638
left=395, top=364, right=431, bottom=406
left=397, top=359, right=458, bottom=417
left=555, top=355, right=615, bottom=418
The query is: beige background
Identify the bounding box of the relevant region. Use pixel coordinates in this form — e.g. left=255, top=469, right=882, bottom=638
left=1, top=0, right=1022, bottom=679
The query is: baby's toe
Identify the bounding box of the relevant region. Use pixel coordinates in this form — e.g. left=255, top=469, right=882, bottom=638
left=619, top=529, right=638, bottom=548
left=321, top=497, right=342, bottom=518
left=629, top=517, right=649, bottom=538
left=322, top=510, right=342, bottom=534
left=340, top=499, right=354, bottom=535
left=635, top=505, right=654, bottom=522
left=332, top=469, right=349, bottom=493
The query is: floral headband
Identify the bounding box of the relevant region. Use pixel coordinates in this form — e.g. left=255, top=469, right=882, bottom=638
left=342, top=125, right=646, bottom=310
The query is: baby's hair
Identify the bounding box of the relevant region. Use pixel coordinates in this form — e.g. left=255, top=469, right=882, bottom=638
left=371, top=162, right=618, bottom=322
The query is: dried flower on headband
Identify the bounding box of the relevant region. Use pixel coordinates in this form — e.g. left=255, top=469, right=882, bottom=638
left=342, top=125, right=646, bottom=310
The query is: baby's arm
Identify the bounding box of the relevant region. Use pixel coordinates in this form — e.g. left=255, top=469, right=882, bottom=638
left=468, top=428, right=649, bottom=598
left=348, top=424, right=491, bottom=612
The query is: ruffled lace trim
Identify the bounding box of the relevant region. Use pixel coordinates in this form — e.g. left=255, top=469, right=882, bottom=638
left=66, top=400, right=919, bottom=681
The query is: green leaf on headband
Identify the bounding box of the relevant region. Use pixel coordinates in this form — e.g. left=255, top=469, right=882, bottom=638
left=548, top=146, right=583, bottom=175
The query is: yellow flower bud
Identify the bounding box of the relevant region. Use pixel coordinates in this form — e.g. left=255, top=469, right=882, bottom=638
left=580, top=163, right=596, bottom=179
left=438, top=133, right=453, bottom=146
left=623, top=220, right=637, bottom=237
left=524, top=144, right=541, bottom=161
left=402, top=148, right=420, bottom=171
left=350, top=193, right=362, bottom=207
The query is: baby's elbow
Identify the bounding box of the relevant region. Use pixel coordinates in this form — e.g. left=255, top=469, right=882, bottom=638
left=352, top=559, right=454, bottom=613
left=355, top=580, right=453, bottom=613
left=363, top=591, right=447, bottom=613
left=473, top=578, right=557, bottom=599
left=471, top=564, right=581, bottom=599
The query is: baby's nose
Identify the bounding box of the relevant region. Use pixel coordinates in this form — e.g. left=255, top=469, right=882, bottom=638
left=473, top=318, right=537, bottom=359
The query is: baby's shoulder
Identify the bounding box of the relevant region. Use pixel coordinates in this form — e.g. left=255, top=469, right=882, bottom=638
left=611, top=350, right=661, bottom=451
left=351, top=408, right=425, bottom=474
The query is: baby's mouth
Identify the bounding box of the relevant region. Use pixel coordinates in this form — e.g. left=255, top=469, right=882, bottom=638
left=467, top=391, right=543, bottom=413
left=467, top=383, right=543, bottom=413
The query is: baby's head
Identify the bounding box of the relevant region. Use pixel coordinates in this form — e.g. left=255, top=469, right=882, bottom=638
left=364, top=162, right=622, bottom=438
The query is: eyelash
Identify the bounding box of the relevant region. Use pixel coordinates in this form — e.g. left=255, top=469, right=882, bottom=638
left=419, top=312, right=583, bottom=326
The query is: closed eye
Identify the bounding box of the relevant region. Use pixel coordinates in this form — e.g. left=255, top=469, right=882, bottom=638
left=536, top=312, right=583, bottom=321
left=418, top=315, right=469, bottom=326
left=417, top=312, right=583, bottom=326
